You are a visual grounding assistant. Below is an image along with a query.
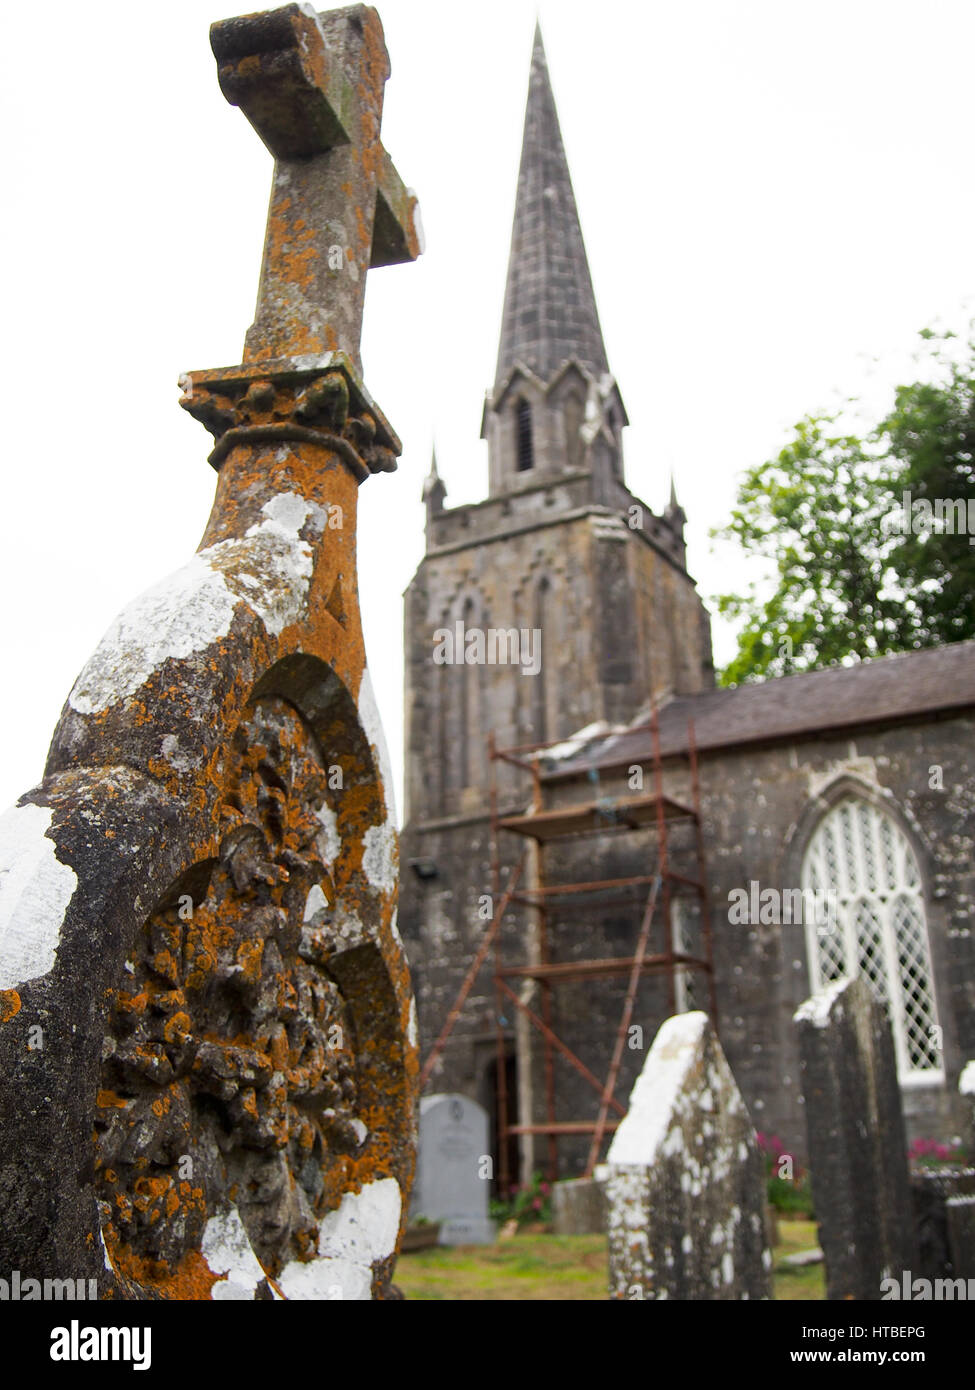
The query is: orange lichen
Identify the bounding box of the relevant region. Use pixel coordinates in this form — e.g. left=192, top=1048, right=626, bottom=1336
left=96, top=1090, right=128, bottom=1110
left=0, top=990, right=21, bottom=1022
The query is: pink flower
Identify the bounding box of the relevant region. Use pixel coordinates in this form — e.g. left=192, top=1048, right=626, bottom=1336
left=532, top=1198, right=542, bottom=1211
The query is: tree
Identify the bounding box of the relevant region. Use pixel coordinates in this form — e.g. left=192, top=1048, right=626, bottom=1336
left=713, top=326, right=975, bottom=686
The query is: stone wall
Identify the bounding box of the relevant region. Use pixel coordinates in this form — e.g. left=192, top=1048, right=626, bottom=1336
left=403, top=708, right=975, bottom=1176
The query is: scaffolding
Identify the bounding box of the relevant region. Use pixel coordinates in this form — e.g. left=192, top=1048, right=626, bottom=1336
left=420, top=707, right=717, bottom=1188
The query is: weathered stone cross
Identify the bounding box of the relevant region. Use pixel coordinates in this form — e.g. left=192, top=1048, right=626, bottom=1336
left=211, top=1, right=422, bottom=371
left=0, top=3, right=420, bottom=1302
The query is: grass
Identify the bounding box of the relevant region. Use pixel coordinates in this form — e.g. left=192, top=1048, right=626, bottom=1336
left=395, top=1220, right=825, bottom=1301
left=771, top=1218, right=826, bottom=1302
left=395, top=1232, right=607, bottom=1300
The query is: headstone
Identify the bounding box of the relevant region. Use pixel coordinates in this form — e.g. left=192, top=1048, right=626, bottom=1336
left=911, top=1168, right=975, bottom=1281
left=552, top=1177, right=606, bottom=1236
left=0, top=2, right=421, bottom=1301
left=946, top=1195, right=975, bottom=1281
left=604, top=1011, right=773, bottom=1300
left=795, top=975, right=918, bottom=1300
left=414, top=1094, right=496, bottom=1244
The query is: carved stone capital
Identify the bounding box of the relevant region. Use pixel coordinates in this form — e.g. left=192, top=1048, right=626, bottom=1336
left=180, top=353, right=401, bottom=481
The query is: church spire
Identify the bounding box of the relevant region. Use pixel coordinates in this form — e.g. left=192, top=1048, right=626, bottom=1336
left=422, top=444, right=446, bottom=528
left=494, top=24, right=610, bottom=391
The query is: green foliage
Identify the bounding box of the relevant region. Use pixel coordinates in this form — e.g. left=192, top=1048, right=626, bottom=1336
left=713, top=325, right=975, bottom=684
left=767, top=1169, right=815, bottom=1218
left=757, top=1132, right=815, bottom=1218
left=489, top=1170, right=552, bottom=1226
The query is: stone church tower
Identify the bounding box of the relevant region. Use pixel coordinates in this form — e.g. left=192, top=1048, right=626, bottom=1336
left=399, top=27, right=714, bottom=1155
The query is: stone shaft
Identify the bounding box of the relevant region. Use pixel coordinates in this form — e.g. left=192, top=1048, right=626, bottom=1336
left=0, top=2, right=420, bottom=1302
left=795, top=975, right=918, bottom=1300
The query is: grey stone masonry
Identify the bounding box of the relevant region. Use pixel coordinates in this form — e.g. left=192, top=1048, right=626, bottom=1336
left=796, top=975, right=918, bottom=1300
left=603, top=1011, right=772, bottom=1300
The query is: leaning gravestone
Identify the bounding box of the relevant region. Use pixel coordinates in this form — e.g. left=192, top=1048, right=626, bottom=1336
left=604, top=1011, right=772, bottom=1300
left=795, top=975, right=918, bottom=1300
left=413, top=1094, right=496, bottom=1244
left=0, top=2, right=421, bottom=1300
left=946, top=1195, right=975, bottom=1281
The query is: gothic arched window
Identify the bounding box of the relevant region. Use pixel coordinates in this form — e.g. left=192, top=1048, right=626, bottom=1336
left=800, top=796, right=942, bottom=1082
left=516, top=399, right=534, bottom=472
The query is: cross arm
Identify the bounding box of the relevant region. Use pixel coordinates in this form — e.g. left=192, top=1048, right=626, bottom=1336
left=372, top=146, right=423, bottom=267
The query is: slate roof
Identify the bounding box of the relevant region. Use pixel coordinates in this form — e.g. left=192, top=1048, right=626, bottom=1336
left=542, top=640, right=975, bottom=777
left=494, top=25, right=610, bottom=392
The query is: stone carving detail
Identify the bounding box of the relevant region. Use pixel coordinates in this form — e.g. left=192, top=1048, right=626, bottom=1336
left=95, top=698, right=361, bottom=1288
left=181, top=358, right=400, bottom=478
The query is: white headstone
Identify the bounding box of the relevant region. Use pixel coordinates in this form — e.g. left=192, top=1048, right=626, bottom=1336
left=414, top=1093, right=496, bottom=1245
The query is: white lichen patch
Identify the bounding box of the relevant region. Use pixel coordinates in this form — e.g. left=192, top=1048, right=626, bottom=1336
left=315, top=802, right=341, bottom=868
left=69, top=492, right=322, bottom=715
left=279, top=1177, right=401, bottom=1301
left=407, top=995, right=419, bottom=1048
left=303, top=883, right=329, bottom=923
left=277, top=1256, right=371, bottom=1302
left=201, top=1207, right=268, bottom=1301
left=607, top=1011, right=710, bottom=1166
left=960, top=1059, right=975, bottom=1096
left=362, top=820, right=397, bottom=895
left=160, top=733, right=198, bottom=773
left=357, top=669, right=397, bottom=824
left=317, top=1176, right=401, bottom=1265
left=325, top=903, right=367, bottom=952
left=0, top=803, right=78, bottom=989
left=69, top=555, right=238, bottom=715
left=388, top=906, right=404, bottom=948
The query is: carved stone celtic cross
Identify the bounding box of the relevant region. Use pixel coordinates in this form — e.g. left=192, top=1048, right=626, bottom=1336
left=0, top=4, right=419, bottom=1301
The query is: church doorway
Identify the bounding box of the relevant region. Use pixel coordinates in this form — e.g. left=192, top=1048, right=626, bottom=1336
left=485, top=1053, right=519, bottom=1200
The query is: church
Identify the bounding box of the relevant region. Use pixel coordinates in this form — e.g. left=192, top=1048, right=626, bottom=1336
left=399, top=28, right=975, bottom=1182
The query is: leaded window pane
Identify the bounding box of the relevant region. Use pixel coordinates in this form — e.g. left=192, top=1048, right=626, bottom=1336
left=801, top=797, right=941, bottom=1081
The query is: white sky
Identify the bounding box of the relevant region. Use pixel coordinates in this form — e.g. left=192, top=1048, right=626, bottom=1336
left=1, top=0, right=973, bottom=822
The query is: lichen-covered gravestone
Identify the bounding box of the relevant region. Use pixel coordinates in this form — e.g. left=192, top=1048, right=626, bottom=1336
left=0, top=2, right=422, bottom=1300
left=603, top=1011, right=772, bottom=1300
left=413, top=1094, right=496, bottom=1244
left=795, top=975, right=918, bottom=1301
